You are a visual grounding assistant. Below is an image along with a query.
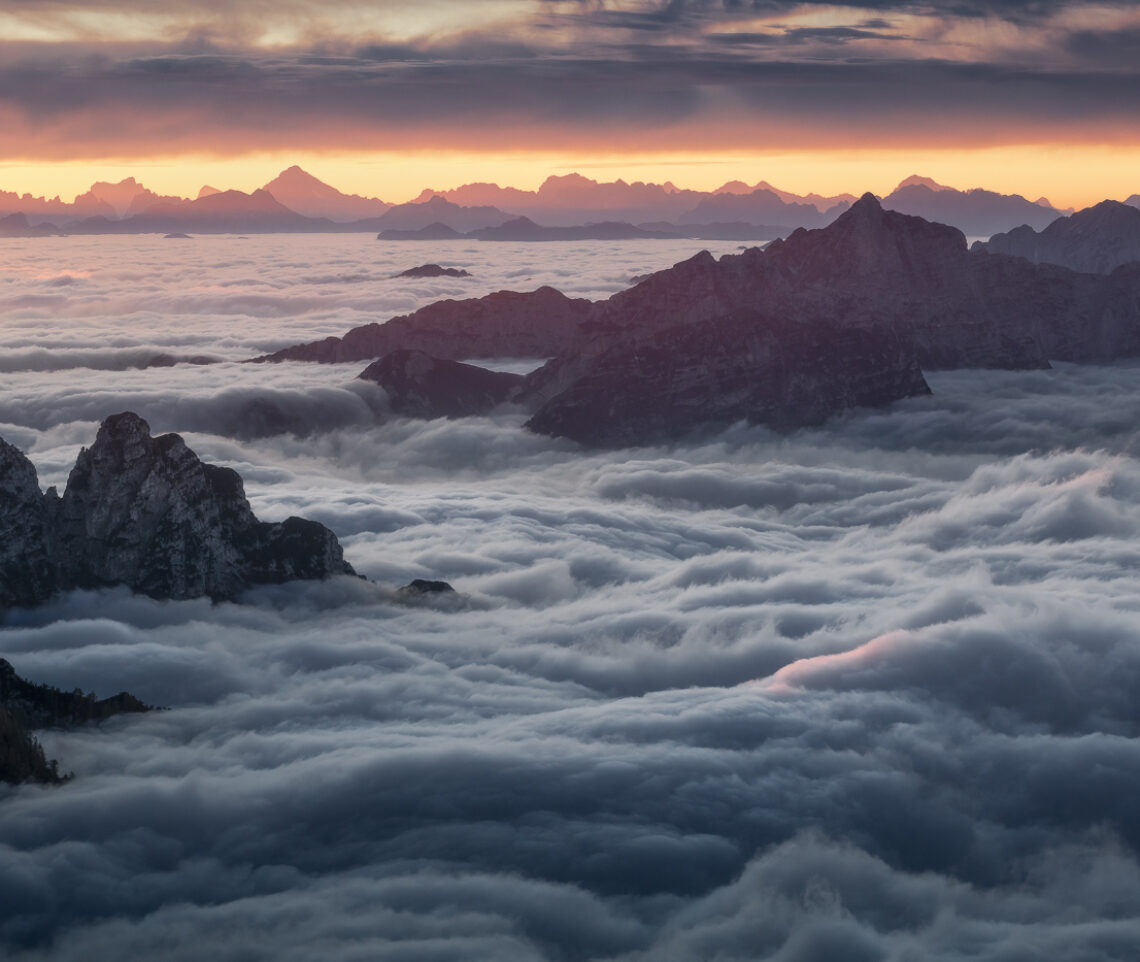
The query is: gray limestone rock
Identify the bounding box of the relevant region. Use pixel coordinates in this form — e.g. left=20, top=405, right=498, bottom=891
left=0, top=413, right=354, bottom=609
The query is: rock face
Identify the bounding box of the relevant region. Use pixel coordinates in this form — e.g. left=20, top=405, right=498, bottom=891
left=359, top=351, right=523, bottom=418
left=398, top=579, right=456, bottom=597
left=254, top=286, right=593, bottom=364
left=0, top=413, right=354, bottom=609
left=973, top=201, right=1140, bottom=274
left=523, top=309, right=930, bottom=447
left=0, top=438, right=56, bottom=609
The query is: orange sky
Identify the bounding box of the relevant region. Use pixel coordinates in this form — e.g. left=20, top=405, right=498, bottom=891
left=1, top=1, right=1138, bottom=207
left=2, top=145, right=1137, bottom=210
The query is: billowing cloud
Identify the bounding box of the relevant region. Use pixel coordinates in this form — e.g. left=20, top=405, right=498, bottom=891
left=2, top=234, right=1140, bottom=958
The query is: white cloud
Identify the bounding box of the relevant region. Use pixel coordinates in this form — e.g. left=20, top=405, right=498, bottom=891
left=2, top=235, right=1140, bottom=960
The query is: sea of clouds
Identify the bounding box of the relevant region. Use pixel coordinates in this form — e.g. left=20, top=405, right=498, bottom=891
left=2, top=235, right=1139, bottom=960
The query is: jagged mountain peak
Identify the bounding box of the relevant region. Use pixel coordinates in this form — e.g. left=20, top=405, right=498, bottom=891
left=1, top=414, right=354, bottom=608
left=265, top=166, right=328, bottom=190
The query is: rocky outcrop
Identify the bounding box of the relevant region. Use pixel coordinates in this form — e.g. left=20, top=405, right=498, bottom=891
left=515, top=194, right=1140, bottom=444
left=0, top=438, right=56, bottom=609
left=254, top=286, right=594, bottom=364
left=973, top=201, right=1140, bottom=274
left=523, top=310, right=930, bottom=447
left=398, top=579, right=456, bottom=597
left=1, top=658, right=154, bottom=785
left=0, top=413, right=354, bottom=609
left=396, top=264, right=472, bottom=278
left=359, top=351, right=523, bottom=418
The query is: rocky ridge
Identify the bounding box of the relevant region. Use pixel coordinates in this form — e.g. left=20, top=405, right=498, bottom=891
left=522, top=308, right=930, bottom=447
left=973, top=200, right=1140, bottom=274
left=259, top=194, right=1140, bottom=446
left=254, top=286, right=593, bottom=364
left=0, top=413, right=354, bottom=610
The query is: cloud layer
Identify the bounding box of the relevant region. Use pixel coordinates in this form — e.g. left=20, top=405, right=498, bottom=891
left=2, top=234, right=1140, bottom=959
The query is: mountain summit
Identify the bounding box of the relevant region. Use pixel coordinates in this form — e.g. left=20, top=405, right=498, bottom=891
left=261, top=166, right=390, bottom=221
left=1, top=413, right=354, bottom=609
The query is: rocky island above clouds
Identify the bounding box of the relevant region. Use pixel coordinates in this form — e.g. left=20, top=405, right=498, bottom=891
left=0, top=412, right=354, bottom=613
left=256, top=193, right=1140, bottom=447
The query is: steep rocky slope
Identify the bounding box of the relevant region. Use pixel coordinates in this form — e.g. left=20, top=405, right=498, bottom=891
left=254, top=286, right=593, bottom=364
left=569, top=194, right=1140, bottom=371
left=0, top=413, right=354, bottom=610
left=523, top=309, right=929, bottom=447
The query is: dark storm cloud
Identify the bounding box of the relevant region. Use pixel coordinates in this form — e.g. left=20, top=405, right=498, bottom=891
left=1, top=50, right=1139, bottom=154
left=1, top=1, right=1140, bottom=155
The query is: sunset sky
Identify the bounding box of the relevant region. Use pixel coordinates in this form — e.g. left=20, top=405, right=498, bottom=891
left=2, top=0, right=1139, bottom=206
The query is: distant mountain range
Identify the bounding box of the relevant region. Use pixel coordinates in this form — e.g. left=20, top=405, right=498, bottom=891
left=974, top=200, right=1140, bottom=273
left=0, top=167, right=1119, bottom=240
left=0, top=167, right=1112, bottom=238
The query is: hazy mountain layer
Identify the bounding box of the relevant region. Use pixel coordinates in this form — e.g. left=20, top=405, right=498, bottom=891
left=974, top=200, right=1140, bottom=273
left=0, top=168, right=1092, bottom=236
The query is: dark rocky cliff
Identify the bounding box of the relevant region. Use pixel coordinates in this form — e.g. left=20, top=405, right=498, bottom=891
left=523, top=309, right=930, bottom=447
left=0, top=413, right=354, bottom=610
left=359, top=350, right=523, bottom=419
